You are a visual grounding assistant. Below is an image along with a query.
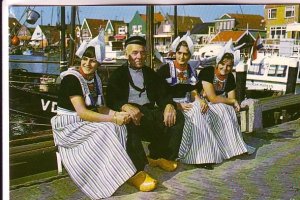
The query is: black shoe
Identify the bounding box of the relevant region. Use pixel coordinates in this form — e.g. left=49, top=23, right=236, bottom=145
left=196, top=163, right=214, bottom=170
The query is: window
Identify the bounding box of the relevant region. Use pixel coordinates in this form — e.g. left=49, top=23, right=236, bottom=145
left=138, top=25, right=142, bottom=32
left=285, top=6, right=295, bottom=18
left=267, top=65, right=287, bottom=77
left=248, top=64, right=265, bottom=75
left=118, top=27, right=126, bottom=34
left=82, top=30, right=89, bottom=37
left=270, top=26, right=286, bottom=39
left=208, top=26, right=215, bottom=34
left=226, top=21, right=230, bottom=30
left=132, top=25, right=137, bottom=32
left=268, top=9, right=277, bottom=19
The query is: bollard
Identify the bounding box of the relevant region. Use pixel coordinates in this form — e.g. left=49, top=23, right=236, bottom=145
left=241, top=98, right=263, bottom=132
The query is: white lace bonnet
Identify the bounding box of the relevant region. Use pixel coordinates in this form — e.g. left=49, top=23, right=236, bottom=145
left=216, top=38, right=240, bottom=66
left=170, top=31, right=194, bottom=55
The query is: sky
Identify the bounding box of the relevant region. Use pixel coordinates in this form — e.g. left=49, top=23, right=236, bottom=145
left=9, top=5, right=264, bottom=27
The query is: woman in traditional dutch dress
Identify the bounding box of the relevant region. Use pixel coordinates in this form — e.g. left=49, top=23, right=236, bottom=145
left=51, top=33, right=156, bottom=200
left=157, top=34, right=254, bottom=170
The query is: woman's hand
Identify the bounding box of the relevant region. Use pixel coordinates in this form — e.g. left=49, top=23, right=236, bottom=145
left=199, top=99, right=209, bottom=114
left=177, top=102, right=193, bottom=111
left=121, top=104, right=144, bottom=125
left=113, top=112, right=131, bottom=125
left=233, top=99, right=241, bottom=112
left=164, top=104, right=176, bottom=127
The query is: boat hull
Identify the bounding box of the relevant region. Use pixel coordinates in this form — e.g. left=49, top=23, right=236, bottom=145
left=10, top=84, right=58, bottom=120
left=246, top=79, right=300, bottom=98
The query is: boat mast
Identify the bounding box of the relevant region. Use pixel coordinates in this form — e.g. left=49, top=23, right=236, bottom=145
left=69, top=6, right=76, bottom=66
left=41, top=10, right=43, bottom=50
left=174, top=6, right=178, bottom=39
left=146, top=5, right=154, bottom=69
left=60, top=6, right=67, bottom=72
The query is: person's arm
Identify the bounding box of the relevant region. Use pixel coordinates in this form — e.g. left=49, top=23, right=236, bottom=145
left=191, top=90, right=209, bottom=113
left=202, top=80, right=237, bottom=106
left=227, top=89, right=240, bottom=112
left=97, top=106, right=116, bottom=116
left=71, top=95, right=130, bottom=125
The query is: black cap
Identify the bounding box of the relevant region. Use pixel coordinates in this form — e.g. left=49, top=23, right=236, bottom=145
left=125, top=36, right=146, bottom=47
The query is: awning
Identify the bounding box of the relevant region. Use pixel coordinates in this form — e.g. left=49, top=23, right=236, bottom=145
left=114, top=34, right=126, bottom=40
left=286, top=22, right=300, bottom=32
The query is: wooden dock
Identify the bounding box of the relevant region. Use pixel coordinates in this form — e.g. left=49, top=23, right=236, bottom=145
left=9, top=118, right=300, bottom=200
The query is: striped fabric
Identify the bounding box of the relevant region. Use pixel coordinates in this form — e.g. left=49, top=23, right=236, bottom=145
left=178, top=101, right=248, bottom=164
left=51, top=115, right=136, bottom=200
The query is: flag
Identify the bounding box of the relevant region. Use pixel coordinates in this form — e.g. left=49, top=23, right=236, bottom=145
left=250, top=34, right=263, bottom=64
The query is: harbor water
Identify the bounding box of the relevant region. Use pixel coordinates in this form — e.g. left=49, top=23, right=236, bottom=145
left=9, top=54, right=60, bottom=75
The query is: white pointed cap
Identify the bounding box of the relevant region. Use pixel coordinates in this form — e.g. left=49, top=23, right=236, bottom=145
left=76, top=28, right=105, bottom=63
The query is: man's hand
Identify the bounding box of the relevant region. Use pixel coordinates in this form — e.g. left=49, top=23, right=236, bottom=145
left=199, top=99, right=209, bottom=114
left=163, top=104, right=176, bottom=127
left=121, top=104, right=144, bottom=125
left=114, top=112, right=131, bottom=125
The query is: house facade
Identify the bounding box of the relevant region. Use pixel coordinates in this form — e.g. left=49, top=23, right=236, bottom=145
left=80, top=18, right=127, bottom=47
left=215, top=13, right=265, bottom=33
left=128, top=11, right=165, bottom=37
left=165, top=14, right=203, bottom=37
left=128, top=11, right=147, bottom=37
left=191, top=22, right=216, bottom=44
left=80, top=18, right=108, bottom=42
left=264, top=5, right=300, bottom=39
left=16, top=25, right=32, bottom=46
left=105, top=19, right=128, bottom=42
left=30, top=25, right=60, bottom=49
left=154, top=14, right=202, bottom=53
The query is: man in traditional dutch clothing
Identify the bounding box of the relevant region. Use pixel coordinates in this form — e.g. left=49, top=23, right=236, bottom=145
left=107, top=36, right=185, bottom=189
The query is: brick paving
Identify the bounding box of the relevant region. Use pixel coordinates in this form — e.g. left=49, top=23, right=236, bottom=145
left=10, top=118, right=300, bottom=200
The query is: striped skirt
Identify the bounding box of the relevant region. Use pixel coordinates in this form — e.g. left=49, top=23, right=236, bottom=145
left=178, top=101, right=249, bottom=164
left=51, top=115, right=136, bottom=200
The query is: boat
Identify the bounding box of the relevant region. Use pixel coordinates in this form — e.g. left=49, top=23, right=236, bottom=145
left=246, top=54, right=300, bottom=98
left=22, top=49, right=33, bottom=55
left=245, top=34, right=300, bottom=98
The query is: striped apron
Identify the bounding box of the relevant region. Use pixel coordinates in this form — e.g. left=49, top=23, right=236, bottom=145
left=51, top=110, right=136, bottom=199
left=178, top=101, right=249, bottom=164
